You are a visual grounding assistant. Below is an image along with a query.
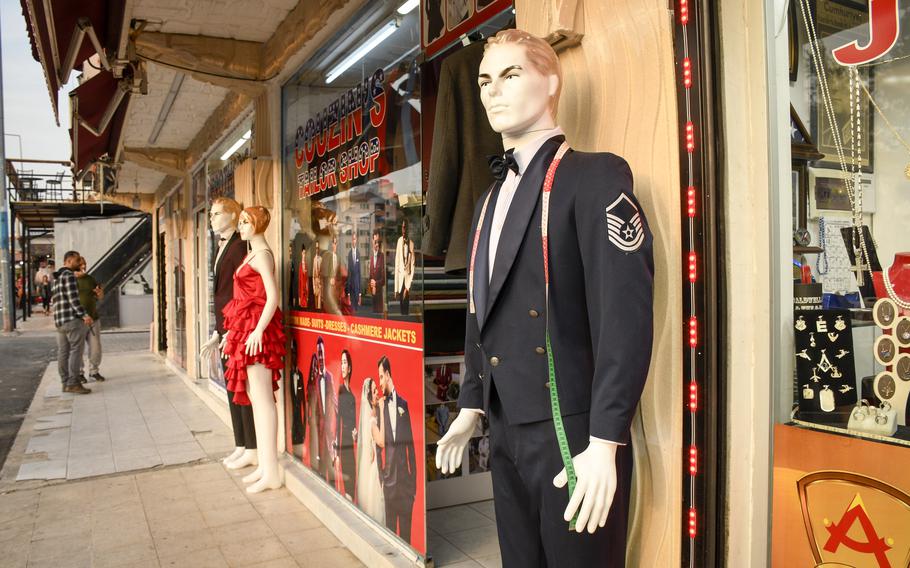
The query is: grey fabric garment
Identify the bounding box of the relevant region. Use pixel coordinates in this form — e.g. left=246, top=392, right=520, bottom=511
left=57, top=318, right=87, bottom=386
left=82, top=319, right=102, bottom=375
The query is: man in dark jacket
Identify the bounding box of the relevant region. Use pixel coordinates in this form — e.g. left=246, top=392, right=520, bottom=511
left=53, top=250, right=93, bottom=394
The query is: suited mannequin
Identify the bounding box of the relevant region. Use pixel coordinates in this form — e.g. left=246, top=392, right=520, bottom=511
left=200, top=198, right=258, bottom=470
left=435, top=31, right=654, bottom=567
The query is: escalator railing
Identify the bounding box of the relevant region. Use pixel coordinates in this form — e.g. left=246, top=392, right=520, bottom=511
left=89, top=214, right=153, bottom=327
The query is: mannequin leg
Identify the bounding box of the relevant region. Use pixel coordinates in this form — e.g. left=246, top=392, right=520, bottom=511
left=244, top=363, right=281, bottom=493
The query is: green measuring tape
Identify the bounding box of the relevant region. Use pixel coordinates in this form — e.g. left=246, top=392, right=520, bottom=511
left=468, top=141, right=577, bottom=530
left=539, top=142, right=578, bottom=531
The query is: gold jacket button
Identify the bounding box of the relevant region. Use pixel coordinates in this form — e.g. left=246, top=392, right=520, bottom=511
left=529, top=309, right=539, bottom=318
left=535, top=346, right=545, bottom=355
left=490, top=356, right=500, bottom=367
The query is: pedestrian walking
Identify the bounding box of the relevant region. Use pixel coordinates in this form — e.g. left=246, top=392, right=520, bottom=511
left=52, top=251, right=93, bottom=394
left=76, top=256, right=105, bottom=382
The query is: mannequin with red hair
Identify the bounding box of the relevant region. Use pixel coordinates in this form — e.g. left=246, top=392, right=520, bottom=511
left=221, top=205, right=286, bottom=493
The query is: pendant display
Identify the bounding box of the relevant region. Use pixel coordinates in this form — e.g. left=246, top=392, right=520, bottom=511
left=874, top=334, right=898, bottom=366
left=895, top=317, right=910, bottom=348
left=873, top=371, right=909, bottom=427
left=895, top=354, right=910, bottom=382
left=873, top=298, right=898, bottom=329
left=819, top=386, right=835, bottom=412
left=793, top=309, right=858, bottom=423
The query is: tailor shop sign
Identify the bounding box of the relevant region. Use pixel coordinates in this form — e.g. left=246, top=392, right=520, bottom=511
left=293, top=68, right=388, bottom=198
left=771, top=424, right=910, bottom=567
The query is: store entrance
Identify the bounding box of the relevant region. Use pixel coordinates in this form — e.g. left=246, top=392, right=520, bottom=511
left=156, top=231, right=167, bottom=353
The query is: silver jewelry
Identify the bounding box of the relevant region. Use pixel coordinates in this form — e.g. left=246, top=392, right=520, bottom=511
left=883, top=267, right=910, bottom=310
left=834, top=316, right=847, bottom=331
left=873, top=298, right=898, bottom=329
left=817, top=350, right=834, bottom=373
left=881, top=401, right=892, bottom=413
left=803, top=385, right=815, bottom=399
left=830, top=367, right=843, bottom=379
left=838, top=384, right=853, bottom=394
left=816, top=316, right=828, bottom=333
left=810, top=368, right=821, bottom=383
left=875, top=414, right=888, bottom=425
left=795, top=316, right=807, bottom=331
left=827, top=332, right=839, bottom=343
left=836, top=349, right=850, bottom=359
left=810, top=332, right=816, bottom=347
left=895, top=317, right=910, bottom=347
left=797, top=349, right=812, bottom=360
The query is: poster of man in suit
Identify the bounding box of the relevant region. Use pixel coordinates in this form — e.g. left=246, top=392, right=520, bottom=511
left=284, top=312, right=426, bottom=553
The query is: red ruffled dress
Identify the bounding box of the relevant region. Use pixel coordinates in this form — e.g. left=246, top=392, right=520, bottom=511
left=223, top=260, right=286, bottom=405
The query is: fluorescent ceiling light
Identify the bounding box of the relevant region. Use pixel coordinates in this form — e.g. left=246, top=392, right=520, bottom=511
left=326, top=20, right=399, bottom=84
left=220, top=130, right=251, bottom=161
left=397, top=0, right=419, bottom=14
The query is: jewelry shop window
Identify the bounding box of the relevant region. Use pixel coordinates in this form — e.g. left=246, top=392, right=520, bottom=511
left=785, top=2, right=910, bottom=446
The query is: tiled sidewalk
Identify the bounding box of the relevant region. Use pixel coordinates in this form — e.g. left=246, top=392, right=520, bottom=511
left=0, top=350, right=363, bottom=567
left=10, top=351, right=236, bottom=482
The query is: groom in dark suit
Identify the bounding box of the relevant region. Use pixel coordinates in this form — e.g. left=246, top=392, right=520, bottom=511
left=378, top=356, right=416, bottom=540
left=309, top=337, right=336, bottom=482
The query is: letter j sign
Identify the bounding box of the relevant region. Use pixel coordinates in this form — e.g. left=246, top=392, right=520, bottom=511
left=832, top=0, right=901, bottom=66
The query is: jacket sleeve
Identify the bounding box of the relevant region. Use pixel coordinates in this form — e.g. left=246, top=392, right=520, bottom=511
left=64, top=273, right=86, bottom=318
left=457, top=197, right=487, bottom=411
left=574, top=155, right=654, bottom=443
left=423, top=62, right=459, bottom=257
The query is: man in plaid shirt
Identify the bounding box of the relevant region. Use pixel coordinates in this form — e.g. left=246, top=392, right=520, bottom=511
left=53, top=250, right=94, bottom=394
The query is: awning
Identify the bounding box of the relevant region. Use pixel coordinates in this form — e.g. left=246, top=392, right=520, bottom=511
left=70, top=69, right=131, bottom=176
left=20, top=0, right=127, bottom=125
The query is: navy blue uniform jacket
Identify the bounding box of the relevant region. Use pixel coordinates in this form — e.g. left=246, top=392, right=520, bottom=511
left=457, top=136, right=654, bottom=444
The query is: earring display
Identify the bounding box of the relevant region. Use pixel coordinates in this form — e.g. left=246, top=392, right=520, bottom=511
left=794, top=309, right=858, bottom=424
left=873, top=334, right=898, bottom=366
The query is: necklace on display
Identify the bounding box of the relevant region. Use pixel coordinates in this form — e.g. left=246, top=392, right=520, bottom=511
left=858, top=80, right=910, bottom=180
left=883, top=268, right=910, bottom=310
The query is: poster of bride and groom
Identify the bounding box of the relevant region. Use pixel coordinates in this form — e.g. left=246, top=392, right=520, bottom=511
left=286, top=311, right=426, bottom=553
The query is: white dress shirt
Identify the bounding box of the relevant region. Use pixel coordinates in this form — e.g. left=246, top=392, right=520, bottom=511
left=488, top=127, right=565, bottom=283
left=214, top=230, right=235, bottom=266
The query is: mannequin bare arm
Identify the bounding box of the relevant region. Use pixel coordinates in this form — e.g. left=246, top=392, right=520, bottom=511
left=245, top=250, right=279, bottom=356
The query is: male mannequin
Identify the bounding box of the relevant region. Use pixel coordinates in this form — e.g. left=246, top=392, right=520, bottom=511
left=435, top=30, right=654, bottom=567
left=346, top=232, right=362, bottom=312
left=200, top=198, right=258, bottom=470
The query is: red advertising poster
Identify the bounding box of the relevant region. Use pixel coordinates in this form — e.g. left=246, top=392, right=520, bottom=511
left=771, top=424, right=910, bottom=567
left=284, top=310, right=426, bottom=554
left=421, top=0, right=513, bottom=59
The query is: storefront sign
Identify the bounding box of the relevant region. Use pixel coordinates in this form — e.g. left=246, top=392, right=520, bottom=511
left=832, top=0, right=900, bottom=65
left=421, top=0, right=513, bottom=59
left=292, top=69, right=388, bottom=198
left=285, top=311, right=426, bottom=554
left=772, top=424, right=910, bottom=567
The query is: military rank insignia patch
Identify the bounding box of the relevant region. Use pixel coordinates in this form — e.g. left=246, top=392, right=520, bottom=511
left=605, top=193, right=645, bottom=252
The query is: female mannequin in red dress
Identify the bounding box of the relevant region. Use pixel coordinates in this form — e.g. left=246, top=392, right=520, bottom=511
left=221, top=206, right=286, bottom=493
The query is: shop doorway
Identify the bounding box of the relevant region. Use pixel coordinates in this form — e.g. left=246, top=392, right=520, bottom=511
left=156, top=231, right=168, bottom=353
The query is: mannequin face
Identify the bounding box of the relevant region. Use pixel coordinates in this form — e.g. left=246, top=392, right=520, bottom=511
left=478, top=43, right=558, bottom=136
left=238, top=212, right=255, bottom=241
left=210, top=202, right=236, bottom=234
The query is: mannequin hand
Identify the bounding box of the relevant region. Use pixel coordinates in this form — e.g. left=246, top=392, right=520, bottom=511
left=245, top=328, right=264, bottom=356
left=553, top=440, right=618, bottom=533
left=219, top=332, right=229, bottom=360
left=436, top=410, right=480, bottom=474
left=200, top=331, right=220, bottom=359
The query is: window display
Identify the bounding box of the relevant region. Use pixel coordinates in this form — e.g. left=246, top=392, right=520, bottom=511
left=785, top=2, right=910, bottom=447
left=281, top=4, right=427, bottom=554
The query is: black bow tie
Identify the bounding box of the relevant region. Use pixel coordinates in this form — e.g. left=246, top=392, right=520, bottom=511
left=219, top=237, right=228, bottom=242
left=488, top=150, right=519, bottom=182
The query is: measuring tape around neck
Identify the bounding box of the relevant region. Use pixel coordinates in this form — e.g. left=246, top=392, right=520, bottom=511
left=468, top=141, right=578, bottom=530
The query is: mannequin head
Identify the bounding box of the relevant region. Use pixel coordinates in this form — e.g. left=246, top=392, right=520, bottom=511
left=210, top=198, right=242, bottom=235
left=238, top=206, right=270, bottom=241
left=479, top=30, right=561, bottom=140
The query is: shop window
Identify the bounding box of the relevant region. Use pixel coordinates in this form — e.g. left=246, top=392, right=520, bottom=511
left=784, top=2, right=910, bottom=446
